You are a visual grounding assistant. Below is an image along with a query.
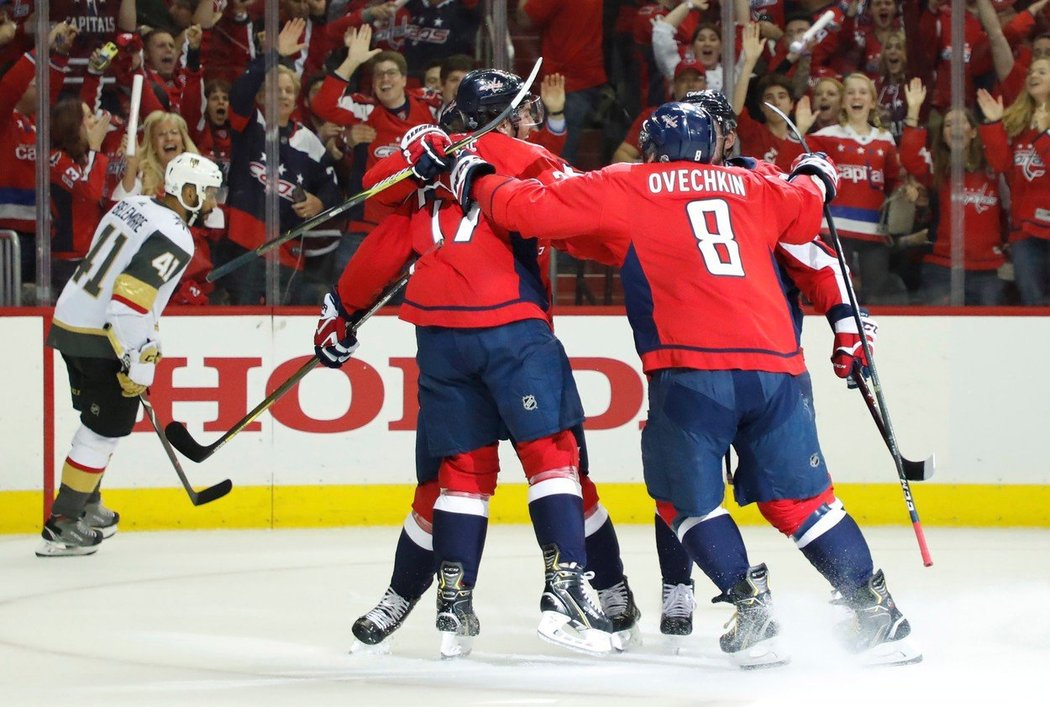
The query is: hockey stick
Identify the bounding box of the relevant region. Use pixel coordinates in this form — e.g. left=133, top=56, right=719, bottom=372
left=104, top=325, right=232, bottom=505
left=165, top=265, right=415, bottom=463
left=764, top=102, right=933, bottom=567
left=851, top=372, right=935, bottom=482
left=206, top=57, right=545, bottom=283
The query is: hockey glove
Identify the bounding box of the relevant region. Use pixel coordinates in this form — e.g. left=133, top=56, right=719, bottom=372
left=449, top=150, right=495, bottom=213
left=117, top=339, right=162, bottom=398
left=789, top=151, right=839, bottom=203
left=829, top=307, right=878, bottom=384
left=400, top=124, right=452, bottom=182
left=314, top=290, right=360, bottom=369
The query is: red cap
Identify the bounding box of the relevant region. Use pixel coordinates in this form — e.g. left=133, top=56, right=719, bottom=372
left=674, top=58, right=705, bottom=79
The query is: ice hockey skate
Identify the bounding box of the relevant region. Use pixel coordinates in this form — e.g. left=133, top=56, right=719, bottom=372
left=435, top=562, right=479, bottom=659
left=716, top=564, right=789, bottom=669
left=660, top=579, right=696, bottom=653
left=839, top=570, right=922, bottom=666
left=83, top=499, right=120, bottom=539
left=350, top=586, right=418, bottom=654
left=537, top=544, right=616, bottom=656
left=35, top=514, right=104, bottom=557
left=597, top=576, right=642, bottom=649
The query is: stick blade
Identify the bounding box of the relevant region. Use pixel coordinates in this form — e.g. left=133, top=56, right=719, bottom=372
left=164, top=421, right=216, bottom=463
left=191, top=479, right=233, bottom=506
left=902, top=453, right=935, bottom=481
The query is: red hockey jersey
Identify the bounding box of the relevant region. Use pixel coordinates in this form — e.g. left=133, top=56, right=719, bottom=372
left=900, top=126, right=1005, bottom=270
left=980, top=121, right=1050, bottom=243
left=473, top=160, right=827, bottom=374
left=337, top=131, right=574, bottom=329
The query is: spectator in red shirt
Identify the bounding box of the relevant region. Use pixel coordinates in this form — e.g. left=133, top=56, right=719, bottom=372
left=517, top=0, right=608, bottom=164
left=611, top=58, right=708, bottom=163
left=977, top=59, right=1050, bottom=305
left=901, top=78, right=1006, bottom=305
left=811, top=76, right=844, bottom=134
left=49, top=97, right=111, bottom=292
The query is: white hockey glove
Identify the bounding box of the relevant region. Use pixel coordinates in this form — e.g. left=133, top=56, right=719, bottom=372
left=117, top=339, right=162, bottom=398
left=789, top=151, right=839, bottom=203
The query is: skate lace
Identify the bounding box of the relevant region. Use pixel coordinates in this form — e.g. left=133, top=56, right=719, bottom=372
left=662, top=583, right=696, bottom=620
left=597, top=581, right=628, bottom=616
left=364, top=589, right=411, bottom=631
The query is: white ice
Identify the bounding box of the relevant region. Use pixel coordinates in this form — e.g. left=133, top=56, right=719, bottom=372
left=2, top=525, right=1048, bottom=706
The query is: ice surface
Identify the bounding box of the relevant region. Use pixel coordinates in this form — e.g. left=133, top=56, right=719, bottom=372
left=2, top=525, right=1048, bottom=706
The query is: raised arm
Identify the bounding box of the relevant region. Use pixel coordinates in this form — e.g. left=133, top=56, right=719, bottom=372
left=974, top=0, right=1015, bottom=81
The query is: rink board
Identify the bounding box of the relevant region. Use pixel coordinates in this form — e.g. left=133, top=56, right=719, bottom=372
left=2, top=309, right=1048, bottom=531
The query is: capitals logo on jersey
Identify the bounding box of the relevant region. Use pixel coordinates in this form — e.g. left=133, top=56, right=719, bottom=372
left=961, top=182, right=999, bottom=214
left=248, top=157, right=309, bottom=202
left=1015, top=145, right=1046, bottom=181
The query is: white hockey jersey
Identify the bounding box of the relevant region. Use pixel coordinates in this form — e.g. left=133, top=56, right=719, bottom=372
left=48, top=196, right=194, bottom=358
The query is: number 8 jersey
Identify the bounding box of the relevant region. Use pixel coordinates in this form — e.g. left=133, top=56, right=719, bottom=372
left=48, top=196, right=193, bottom=358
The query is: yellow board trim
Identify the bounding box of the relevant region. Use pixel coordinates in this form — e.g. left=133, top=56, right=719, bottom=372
left=4, top=483, right=1050, bottom=533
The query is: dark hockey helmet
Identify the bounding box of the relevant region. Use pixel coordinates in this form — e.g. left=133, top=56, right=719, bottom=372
left=640, top=102, right=722, bottom=164
left=682, top=89, right=737, bottom=133
left=438, top=99, right=465, bottom=132
left=454, top=68, right=543, bottom=133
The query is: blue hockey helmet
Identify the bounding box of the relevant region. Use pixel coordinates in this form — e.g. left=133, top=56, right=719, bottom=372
left=454, top=68, right=542, bottom=133
left=682, top=89, right=737, bottom=133
left=639, top=102, right=722, bottom=164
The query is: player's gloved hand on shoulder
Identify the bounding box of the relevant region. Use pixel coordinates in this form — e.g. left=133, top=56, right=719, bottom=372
left=828, top=306, right=878, bottom=385
left=314, top=291, right=360, bottom=368
left=789, top=151, right=839, bottom=203
left=117, top=339, right=162, bottom=398
left=449, top=149, right=495, bottom=212
left=400, top=125, right=452, bottom=182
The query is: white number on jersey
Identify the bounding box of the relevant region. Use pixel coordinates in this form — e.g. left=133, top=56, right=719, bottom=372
left=151, top=252, right=182, bottom=282
left=430, top=200, right=481, bottom=244
left=686, top=199, right=745, bottom=277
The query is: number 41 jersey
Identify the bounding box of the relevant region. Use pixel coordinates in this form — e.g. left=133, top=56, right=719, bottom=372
left=48, top=196, right=193, bottom=358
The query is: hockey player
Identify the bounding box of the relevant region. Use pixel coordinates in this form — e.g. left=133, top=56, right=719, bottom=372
left=314, top=69, right=637, bottom=658
left=40, top=153, right=223, bottom=557
left=437, top=102, right=921, bottom=668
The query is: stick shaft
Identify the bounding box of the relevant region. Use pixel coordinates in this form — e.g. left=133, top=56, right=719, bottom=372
left=126, top=74, right=143, bottom=158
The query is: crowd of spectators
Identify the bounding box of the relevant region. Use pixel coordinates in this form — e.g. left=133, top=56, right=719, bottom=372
left=0, top=0, right=1048, bottom=306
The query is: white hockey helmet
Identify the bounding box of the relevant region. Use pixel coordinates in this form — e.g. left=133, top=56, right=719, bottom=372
left=164, top=152, right=223, bottom=217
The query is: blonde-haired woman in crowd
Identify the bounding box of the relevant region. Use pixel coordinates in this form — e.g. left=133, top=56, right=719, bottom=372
left=788, top=72, right=904, bottom=303
left=114, top=110, right=199, bottom=198
left=978, top=58, right=1050, bottom=305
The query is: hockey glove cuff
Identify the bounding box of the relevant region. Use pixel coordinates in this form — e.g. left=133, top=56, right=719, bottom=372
left=400, top=125, right=452, bottom=182
left=789, top=151, right=839, bottom=203
left=449, top=150, right=495, bottom=213
left=117, top=339, right=162, bottom=398
left=314, top=290, right=360, bottom=369
left=829, top=306, right=878, bottom=384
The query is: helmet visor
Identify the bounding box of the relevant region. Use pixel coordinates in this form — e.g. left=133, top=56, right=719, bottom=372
left=511, top=94, right=545, bottom=131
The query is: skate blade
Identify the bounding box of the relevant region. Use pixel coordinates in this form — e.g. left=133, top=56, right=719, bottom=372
left=439, top=631, right=475, bottom=659
left=350, top=639, right=392, bottom=656
left=727, top=637, right=790, bottom=670
left=94, top=524, right=118, bottom=540
left=859, top=637, right=923, bottom=667
left=612, top=624, right=642, bottom=652
left=661, top=634, right=689, bottom=655
left=35, top=540, right=100, bottom=557
left=537, top=611, right=614, bottom=656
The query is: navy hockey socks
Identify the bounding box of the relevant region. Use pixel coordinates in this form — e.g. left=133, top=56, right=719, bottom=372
left=655, top=513, right=693, bottom=586
left=678, top=509, right=750, bottom=594
left=388, top=518, right=436, bottom=601
left=432, top=495, right=489, bottom=587
left=528, top=478, right=586, bottom=566
left=583, top=505, right=624, bottom=590
left=795, top=506, right=874, bottom=593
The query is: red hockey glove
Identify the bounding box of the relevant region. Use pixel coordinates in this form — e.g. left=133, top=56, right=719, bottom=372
left=789, top=151, right=839, bottom=203
left=314, top=291, right=359, bottom=369
left=400, top=125, right=452, bottom=182
left=830, top=308, right=878, bottom=383
left=449, top=150, right=495, bottom=213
